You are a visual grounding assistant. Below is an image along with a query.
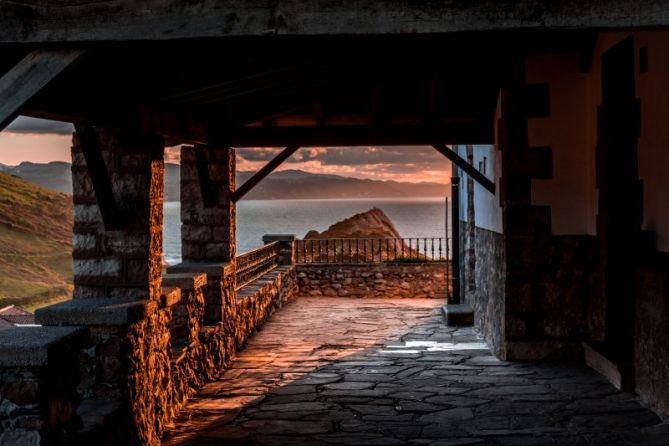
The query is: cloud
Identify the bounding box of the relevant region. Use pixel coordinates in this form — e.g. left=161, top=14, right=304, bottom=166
left=5, top=116, right=73, bottom=135
left=236, top=146, right=451, bottom=183
left=155, top=146, right=452, bottom=183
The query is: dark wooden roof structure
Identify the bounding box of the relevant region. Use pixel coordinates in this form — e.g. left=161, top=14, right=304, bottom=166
left=0, top=1, right=665, bottom=193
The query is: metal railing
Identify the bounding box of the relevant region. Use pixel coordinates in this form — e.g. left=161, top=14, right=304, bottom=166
left=235, top=241, right=281, bottom=290
left=296, top=237, right=450, bottom=264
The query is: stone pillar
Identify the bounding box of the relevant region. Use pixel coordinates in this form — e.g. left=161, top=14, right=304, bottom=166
left=71, top=128, right=165, bottom=302
left=262, top=234, right=297, bottom=265
left=174, top=145, right=236, bottom=325
left=35, top=127, right=167, bottom=444
left=180, top=145, right=235, bottom=262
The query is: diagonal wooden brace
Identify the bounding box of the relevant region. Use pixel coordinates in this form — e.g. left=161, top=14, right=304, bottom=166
left=0, top=49, right=84, bottom=131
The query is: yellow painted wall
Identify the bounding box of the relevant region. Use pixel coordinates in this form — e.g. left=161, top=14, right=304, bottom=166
left=524, top=31, right=669, bottom=250
left=525, top=54, right=595, bottom=235
left=635, top=32, right=669, bottom=253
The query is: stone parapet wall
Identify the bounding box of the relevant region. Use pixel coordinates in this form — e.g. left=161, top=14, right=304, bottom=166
left=6, top=264, right=299, bottom=446
left=461, top=224, right=506, bottom=357
left=296, top=263, right=447, bottom=299
left=236, top=266, right=298, bottom=346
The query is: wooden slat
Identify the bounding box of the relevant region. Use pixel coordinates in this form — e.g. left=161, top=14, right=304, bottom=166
left=232, top=145, right=301, bottom=202
left=0, top=49, right=84, bottom=132
left=432, top=143, right=496, bottom=194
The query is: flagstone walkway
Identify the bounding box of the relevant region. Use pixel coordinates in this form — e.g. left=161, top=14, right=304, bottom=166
left=162, top=297, right=668, bottom=446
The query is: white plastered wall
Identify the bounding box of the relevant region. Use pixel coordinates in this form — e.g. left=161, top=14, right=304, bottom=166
left=453, top=144, right=503, bottom=234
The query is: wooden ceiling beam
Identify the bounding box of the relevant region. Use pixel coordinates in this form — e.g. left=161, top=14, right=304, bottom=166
left=0, top=3, right=661, bottom=44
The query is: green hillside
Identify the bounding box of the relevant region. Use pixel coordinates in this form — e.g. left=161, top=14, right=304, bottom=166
left=0, top=173, right=73, bottom=311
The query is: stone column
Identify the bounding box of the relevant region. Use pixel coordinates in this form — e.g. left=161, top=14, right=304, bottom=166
left=172, top=145, right=236, bottom=325
left=35, top=127, right=167, bottom=444
left=262, top=234, right=297, bottom=265
left=71, top=128, right=165, bottom=302
left=180, top=145, right=236, bottom=262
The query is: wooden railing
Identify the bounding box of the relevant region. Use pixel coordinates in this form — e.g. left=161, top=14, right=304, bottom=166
left=296, top=237, right=450, bottom=264
left=235, top=241, right=281, bottom=290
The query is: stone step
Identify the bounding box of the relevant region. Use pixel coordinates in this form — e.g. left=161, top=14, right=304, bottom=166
left=441, top=303, right=474, bottom=326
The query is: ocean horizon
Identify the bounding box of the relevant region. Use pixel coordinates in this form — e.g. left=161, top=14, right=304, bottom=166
left=163, top=197, right=451, bottom=264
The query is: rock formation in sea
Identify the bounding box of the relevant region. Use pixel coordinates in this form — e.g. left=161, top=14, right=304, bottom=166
left=304, top=207, right=402, bottom=240
left=301, top=208, right=425, bottom=262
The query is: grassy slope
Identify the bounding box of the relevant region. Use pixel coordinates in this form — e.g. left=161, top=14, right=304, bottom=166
left=0, top=173, right=73, bottom=311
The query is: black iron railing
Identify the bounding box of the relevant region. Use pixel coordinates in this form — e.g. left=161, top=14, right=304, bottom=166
left=296, top=237, right=450, bottom=264
left=235, top=241, right=281, bottom=290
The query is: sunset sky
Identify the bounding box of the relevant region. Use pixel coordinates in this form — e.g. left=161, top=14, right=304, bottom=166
left=1, top=117, right=452, bottom=183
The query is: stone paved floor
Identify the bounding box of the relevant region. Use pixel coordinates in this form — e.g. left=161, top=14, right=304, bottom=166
left=162, top=298, right=669, bottom=446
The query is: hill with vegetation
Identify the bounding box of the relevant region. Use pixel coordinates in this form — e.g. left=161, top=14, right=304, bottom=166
left=0, top=172, right=72, bottom=311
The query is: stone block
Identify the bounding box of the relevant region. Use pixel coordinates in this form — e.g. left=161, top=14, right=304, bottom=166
left=182, top=243, right=205, bottom=260
left=262, top=234, right=296, bottom=243
left=441, top=304, right=474, bottom=326
left=73, top=258, right=123, bottom=280
left=73, top=233, right=97, bottom=253
left=167, top=261, right=232, bottom=278
left=36, top=298, right=155, bottom=327
left=160, top=287, right=182, bottom=307
left=124, top=258, right=150, bottom=284
left=212, top=225, right=234, bottom=242
left=0, top=327, right=85, bottom=367
left=162, top=272, right=207, bottom=290
left=182, top=224, right=213, bottom=243
left=205, top=242, right=232, bottom=259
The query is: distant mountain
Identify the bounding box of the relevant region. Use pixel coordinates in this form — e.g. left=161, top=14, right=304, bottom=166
left=0, top=161, right=73, bottom=194
left=2, top=162, right=450, bottom=200
left=234, top=169, right=449, bottom=201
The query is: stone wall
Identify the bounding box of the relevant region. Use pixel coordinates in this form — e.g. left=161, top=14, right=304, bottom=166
left=461, top=224, right=506, bottom=357
left=635, top=253, right=669, bottom=415
left=296, top=263, right=447, bottom=299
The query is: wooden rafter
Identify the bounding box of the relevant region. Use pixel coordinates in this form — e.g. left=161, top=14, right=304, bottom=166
left=432, top=143, right=496, bottom=194
left=0, top=49, right=84, bottom=131
left=232, top=145, right=301, bottom=202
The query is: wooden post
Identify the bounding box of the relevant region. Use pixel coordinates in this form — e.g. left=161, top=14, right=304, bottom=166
left=451, top=176, right=461, bottom=304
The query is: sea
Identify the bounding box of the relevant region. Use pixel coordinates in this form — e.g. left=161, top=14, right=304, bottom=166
left=163, top=198, right=450, bottom=264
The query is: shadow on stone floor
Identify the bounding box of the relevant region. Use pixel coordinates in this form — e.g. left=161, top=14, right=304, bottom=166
left=162, top=298, right=669, bottom=446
